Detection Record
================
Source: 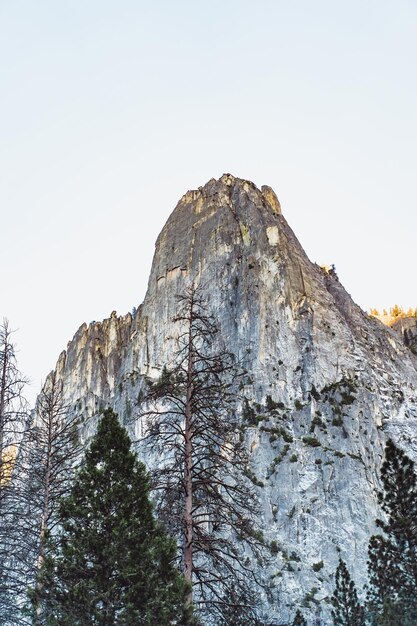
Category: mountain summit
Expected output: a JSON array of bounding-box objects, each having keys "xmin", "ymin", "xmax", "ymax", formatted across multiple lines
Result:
[{"xmin": 49, "ymin": 175, "xmax": 417, "ymax": 623}]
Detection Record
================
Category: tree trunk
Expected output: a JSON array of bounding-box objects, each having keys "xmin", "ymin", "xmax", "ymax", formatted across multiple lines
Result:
[
  {"xmin": 0, "ymin": 336, "xmax": 9, "ymax": 461},
  {"xmin": 33, "ymin": 386, "xmax": 54, "ymax": 625},
  {"xmin": 183, "ymin": 295, "xmax": 195, "ymax": 606}
]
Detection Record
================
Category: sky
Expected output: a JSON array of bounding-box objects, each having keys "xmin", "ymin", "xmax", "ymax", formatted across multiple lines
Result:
[{"xmin": 1, "ymin": 0, "xmax": 416, "ymax": 405}]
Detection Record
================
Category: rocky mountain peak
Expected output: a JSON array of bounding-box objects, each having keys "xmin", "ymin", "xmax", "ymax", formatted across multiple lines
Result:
[{"xmin": 45, "ymin": 175, "xmax": 417, "ymax": 624}]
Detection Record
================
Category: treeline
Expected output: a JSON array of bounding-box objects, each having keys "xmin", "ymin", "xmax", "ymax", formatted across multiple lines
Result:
[{"xmin": 369, "ymin": 305, "xmax": 417, "ymax": 319}]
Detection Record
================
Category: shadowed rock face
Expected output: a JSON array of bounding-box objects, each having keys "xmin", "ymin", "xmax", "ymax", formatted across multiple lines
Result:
[
  {"xmin": 391, "ymin": 316, "xmax": 417, "ymax": 355},
  {"xmin": 46, "ymin": 174, "xmax": 417, "ymax": 623}
]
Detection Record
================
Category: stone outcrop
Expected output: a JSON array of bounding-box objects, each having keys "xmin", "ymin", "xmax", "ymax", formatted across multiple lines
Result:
[
  {"xmin": 46, "ymin": 174, "xmax": 417, "ymax": 624},
  {"xmin": 391, "ymin": 316, "xmax": 417, "ymax": 355}
]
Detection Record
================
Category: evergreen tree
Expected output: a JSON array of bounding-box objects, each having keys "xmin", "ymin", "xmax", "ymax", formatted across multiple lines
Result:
[
  {"xmin": 216, "ymin": 581, "xmax": 262, "ymax": 626},
  {"xmin": 367, "ymin": 439, "xmax": 417, "ymax": 624},
  {"xmin": 292, "ymin": 609, "xmax": 307, "ymax": 625},
  {"xmin": 31, "ymin": 409, "xmax": 195, "ymax": 625},
  {"xmin": 331, "ymin": 559, "xmax": 365, "ymax": 626}
]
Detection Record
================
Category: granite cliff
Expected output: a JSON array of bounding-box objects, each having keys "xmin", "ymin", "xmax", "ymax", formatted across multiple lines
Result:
[{"xmin": 47, "ymin": 174, "xmax": 417, "ymax": 624}]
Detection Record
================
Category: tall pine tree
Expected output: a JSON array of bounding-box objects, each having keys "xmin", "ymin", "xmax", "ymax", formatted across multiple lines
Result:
[
  {"xmin": 331, "ymin": 559, "xmax": 365, "ymax": 626},
  {"xmin": 31, "ymin": 409, "xmax": 195, "ymax": 625},
  {"xmin": 367, "ymin": 439, "xmax": 417, "ymax": 625}
]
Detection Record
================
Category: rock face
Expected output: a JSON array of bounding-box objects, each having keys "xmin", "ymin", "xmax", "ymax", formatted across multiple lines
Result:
[
  {"xmin": 391, "ymin": 316, "xmax": 417, "ymax": 355},
  {"xmin": 48, "ymin": 174, "xmax": 417, "ymax": 624}
]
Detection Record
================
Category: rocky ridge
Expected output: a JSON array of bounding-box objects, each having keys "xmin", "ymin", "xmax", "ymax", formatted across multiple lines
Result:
[{"xmin": 46, "ymin": 174, "xmax": 417, "ymax": 624}]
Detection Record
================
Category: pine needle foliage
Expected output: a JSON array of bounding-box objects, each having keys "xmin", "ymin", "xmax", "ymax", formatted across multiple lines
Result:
[
  {"xmin": 31, "ymin": 409, "xmax": 195, "ymax": 625},
  {"xmin": 216, "ymin": 581, "xmax": 263, "ymax": 626},
  {"xmin": 367, "ymin": 439, "xmax": 417, "ymax": 624},
  {"xmin": 331, "ymin": 559, "xmax": 365, "ymax": 625},
  {"xmin": 292, "ymin": 608, "xmax": 307, "ymax": 625}
]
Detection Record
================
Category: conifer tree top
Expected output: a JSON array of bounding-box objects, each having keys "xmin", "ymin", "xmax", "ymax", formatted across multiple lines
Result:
[{"xmin": 32, "ymin": 408, "xmax": 196, "ymax": 625}]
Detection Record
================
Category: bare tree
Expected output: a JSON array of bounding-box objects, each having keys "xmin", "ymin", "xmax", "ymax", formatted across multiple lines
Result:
[
  {"xmin": 0, "ymin": 319, "xmax": 28, "ymax": 491},
  {"xmin": 0, "ymin": 368, "xmax": 82, "ymax": 624},
  {"xmin": 140, "ymin": 286, "xmax": 265, "ymax": 624},
  {"xmin": 0, "ymin": 319, "xmax": 30, "ymax": 623},
  {"xmin": 23, "ymin": 371, "xmax": 82, "ymax": 622}
]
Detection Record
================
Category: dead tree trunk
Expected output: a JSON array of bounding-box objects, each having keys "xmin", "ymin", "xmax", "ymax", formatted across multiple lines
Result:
[{"xmin": 140, "ymin": 284, "xmax": 265, "ymax": 622}]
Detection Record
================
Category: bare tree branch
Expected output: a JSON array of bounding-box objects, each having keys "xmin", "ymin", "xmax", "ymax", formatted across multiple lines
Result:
[{"xmin": 137, "ymin": 285, "xmax": 267, "ymax": 623}]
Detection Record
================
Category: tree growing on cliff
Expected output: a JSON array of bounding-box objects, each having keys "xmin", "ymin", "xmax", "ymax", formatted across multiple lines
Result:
[
  {"xmin": 31, "ymin": 409, "xmax": 195, "ymax": 625},
  {"xmin": 140, "ymin": 285, "xmax": 264, "ymax": 622},
  {"xmin": 291, "ymin": 609, "xmax": 307, "ymax": 626},
  {"xmin": 331, "ymin": 559, "xmax": 365, "ymax": 626},
  {"xmin": 367, "ymin": 439, "xmax": 417, "ymax": 625}
]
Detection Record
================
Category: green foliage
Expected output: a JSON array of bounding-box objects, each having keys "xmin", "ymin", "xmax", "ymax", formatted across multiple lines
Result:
[
  {"xmin": 281, "ymin": 429, "xmax": 294, "ymax": 443},
  {"xmin": 250, "ymin": 529, "xmax": 265, "ymax": 544},
  {"xmin": 267, "ymin": 444, "xmax": 291, "ymax": 475},
  {"xmin": 331, "ymin": 559, "xmax": 365, "ymax": 625},
  {"xmin": 242, "ymin": 398, "xmax": 259, "ymax": 425},
  {"xmin": 265, "ymin": 395, "xmax": 281, "ymax": 412},
  {"xmin": 150, "ymin": 364, "xmax": 174, "ymax": 393},
  {"xmin": 367, "ymin": 439, "xmax": 417, "ymax": 624},
  {"xmin": 244, "ymin": 466, "xmax": 264, "ymax": 487},
  {"xmin": 260, "ymin": 425, "xmax": 293, "ymax": 442},
  {"xmin": 321, "ymin": 376, "xmax": 357, "ymax": 398},
  {"xmin": 292, "ymin": 609, "xmax": 307, "ymax": 626},
  {"xmin": 302, "ymin": 436, "xmax": 321, "ymax": 447},
  {"xmin": 217, "ymin": 582, "xmax": 264, "ymax": 626},
  {"xmin": 341, "ymin": 393, "xmax": 355, "ymax": 406},
  {"xmin": 312, "ymin": 560, "xmax": 324, "ymax": 572},
  {"xmin": 31, "ymin": 409, "xmax": 195, "ymax": 625},
  {"xmin": 124, "ymin": 396, "xmax": 132, "ymax": 421},
  {"xmin": 310, "ymin": 385, "xmax": 321, "ymax": 401},
  {"xmin": 310, "ymin": 414, "xmax": 326, "ymax": 432},
  {"xmin": 303, "ymin": 587, "xmax": 319, "ymax": 607}
]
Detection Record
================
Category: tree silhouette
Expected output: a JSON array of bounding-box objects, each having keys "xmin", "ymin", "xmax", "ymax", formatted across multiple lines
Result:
[
  {"xmin": 292, "ymin": 608, "xmax": 307, "ymax": 625},
  {"xmin": 331, "ymin": 559, "xmax": 365, "ymax": 625},
  {"xmin": 32, "ymin": 409, "xmax": 195, "ymax": 625},
  {"xmin": 0, "ymin": 319, "xmax": 29, "ymax": 624},
  {"xmin": 22, "ymin": 372, "xmax": 82, "ymax": 623},
  {"xmin": 367, "ymin": 439, "xmax": 417, "ymax": 624},
  {"xmin": 141, "ymin": 285, "xmax": 264, "ymax": 622}
]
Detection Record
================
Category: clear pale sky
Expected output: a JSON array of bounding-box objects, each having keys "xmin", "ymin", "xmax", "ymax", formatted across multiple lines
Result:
[{"xmin": 1, "ymin": 1, "xmax": 416, "ymax": 404}]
